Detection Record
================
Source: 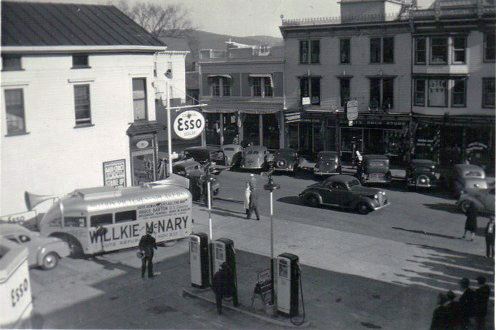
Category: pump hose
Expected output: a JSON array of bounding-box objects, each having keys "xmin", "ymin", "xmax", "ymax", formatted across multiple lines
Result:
[{"xmin": 290, "ymin": 266, "xmax": 306, "ymax": 326}]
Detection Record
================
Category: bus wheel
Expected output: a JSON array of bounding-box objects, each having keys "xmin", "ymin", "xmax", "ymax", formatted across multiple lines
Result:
[
  {"xmin": 57, "ymin": 235, "xmax": 83, "ymax": 258},
  {"xmin": 42, "ymin": 252, "xmax": 59, "ymax": 270}
]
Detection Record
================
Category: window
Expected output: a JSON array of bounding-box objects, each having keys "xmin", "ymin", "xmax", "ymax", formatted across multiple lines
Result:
[
  {"xmin": 211, "ymin": 77, "xmax": 231, "ymax": 97},
  {"xmin": 340, "ymin": 39, "xmax": 351, "ymax": 64},
  {"xmin": 340, "ymin": 78, "xmax": 350, "ymax": 106},
  {"xmin": 369, "ymin": 78, "xmax": 394, "ymax": 110},
  {"xmin": 74, "ymin": 85, "xmax": 91, "ymax": 125},
  {"xmin": 115, "ymin": 210, "xmax": 137, "ymax": 223},
  {"xmin": 2, "ymin": 55, "xmax": 22, "ymax": 71},
  {"xmin": 5, "ymin": 89, "xmax": 26, "ymax": 135},
  {"xmin": 72, "ymin": 55, "xmax": 89, "ymax": 68},
  {"xmin": 370, "ymin": 37, "xmax": 394, "ymax": 64},
  {"xmin": 415, "ymin": 38, "xmax": 426, "ymax": 64},
  {"xmin": 414, "ymin": 80, "xmax": 426, "ymax": 106},
  {"xmin": 252, "ymin": 77, "xmax": 273, "ymax": 98},
  {"xmin": 451, "ymin": 79, "xmax": 466, "ymax": 107},
  {"xmin": 484, "ymin": 33, "xmax": 495, "ymax": 62},
  {"xmin": 132, "ymin": 78, "xmax": 147, "ymax": 120},
  {"xmin": 300, "ymin": 40, "xmax": 320, "ymax": 64},
  {"xmin": 428, "ymin": 79, "xmax": 448, "ymax": 106},
  {"xmin": 64, "ymin": 216, "xmax": 86, "ymax": 227},
  {"xmin": 452, "ymin": 37, "xmax": 466, "ymax": 64},
  {"xmin": 370, "ymin": 38, "xmax": 381, "ymax": 63},
  {"xmin": 431, "ymin": 37, "xmax": 448, "ymax": 64},
  {"xmin": 264, "ymin": 78, "xmax": 273, "ymax": 97},
  {"xmin": 300, "ymin": 77, "xmax": 320, "ymax": 105},
  {"xmin": 90, "ymin": 213, "xmax": 113, "ymax": 227},
  {"xmin": 482, "ymin": 78, "xmax": 495, "ymax": 108}
]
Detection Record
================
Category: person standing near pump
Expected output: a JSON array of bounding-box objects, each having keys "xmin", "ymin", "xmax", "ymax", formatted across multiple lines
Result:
[
  {"xmin": 139, "ymin": 228, "xmax": 157, "ymax": 279},
  {"xmin": 244, "ymin": 181, "xmax": 251, "ymax": 216},
  {"xmin": 212, "ymin": 262, "xmax": 234, "ymax": 315},
  {"xmin": 461, "ymin": 203, "xmax": 478, "ymax": 241},
  {"xmin": 484, "ymin": 216, "xmax": 494, "ymax": 258}
]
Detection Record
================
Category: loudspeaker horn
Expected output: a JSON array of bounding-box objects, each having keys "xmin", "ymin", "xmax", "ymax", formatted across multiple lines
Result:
[{"xmin": 24, "ymin": 191, "xmax": 59, "ymax": 211}]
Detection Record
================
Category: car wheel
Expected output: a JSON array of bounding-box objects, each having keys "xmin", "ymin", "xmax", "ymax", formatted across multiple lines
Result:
[
  {"xmin": 356, "ymin": 202, "xmax": 370, "ymax": 215},
  {"xmin": 307, "ymin": 195, "xmax": 320, "ymax": 208},
  {"xmin": 41, "ymin": 252, "xmax": 59, "ymax": 270},
  {"xmin": 57, "ymin": 235, "xmax": 83, "ymax": 258},
  {"xmin": 460, "ymin": 200, "xmax": 472, "ymax": 214}
]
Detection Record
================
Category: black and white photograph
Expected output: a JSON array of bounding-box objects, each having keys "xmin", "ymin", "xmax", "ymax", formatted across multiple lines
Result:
[{"xmin": 0, "ymin": 0, "xmax": 495, "ymax": 329}]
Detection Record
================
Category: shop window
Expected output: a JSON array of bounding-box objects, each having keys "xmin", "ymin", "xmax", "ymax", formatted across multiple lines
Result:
[
  {"xmin": 484, "ymin": 33, "xmax": 495, "ymax": 62},
  {"xmin": 90, "ymin": 213, "xmax": 113, "ymax": 227},
  {"xmin": 415, "ymin": 38, "xmax": 426, "ymax": 64},
  {"xmin": 452, "ymin": 37, "xmax": 466, "ymax": 64},
  {"xmin": 370, "ymin": 38, "xmax": 381, "ymax": 63},
  {"xmin": 132, "ymin": 78, "xmax": 147, "ymax": 121},
  {"xmin": 482, "ymin": 78, "xmax": 495, "ymax": 108},
  {"xmin": 262, "ymin": 114, "xmax": 279, "ymax": 149},
  {"xmin": 5, "ymin": 89, "xmax": 26, "ymax": 135},
  {"xmin": 369, "ymin": 78, "xmax": 394, "ymax": 110},
  {"xmin": 74, "ymin": 84, "xmax": 92, "ymax": 126},
  {"xmin": 2, "ymin": 54, "xmax": 22, "ymax": 71},
  {"xmin": 340, "ymin": 78, "xmax": 350, "ymax": 106},
  {"xmin": 211, "ymin": 77, "xmax": 231, "ymax": 97},
  {"xmin": 340, "ymin": 39, "xmax": 350, "ymax": 64},
  {"xmin": 299, "ymin": 40, "xmax": 320, "ymax": 64},
  {"xmin": 72, "ymin": 55, "xmax": 89, "ymax": 68},
  {"xmin": 64, "ymin": 216, "xmax": 86, "ymax": 227},
  {"xmin": 428, "ymin": 79, "xmax": 448, "ymax": 106},
  {"xmin": 206, "ymin": 113, "xmax": 221, "ymax": 145},
  {"xmin": 115, "ymin": 210, "xmax": 137, "ymax": 223},
  {"xmin": 300, "ymin": 77, "xmax": 320, "ymax": 105},
  {"xmin": 451, "ymin": 79, "xmax": 466, "ymax": 107},
  {"xmin": 370, "ymin": 37, "xmax": 394, "ymax": 64},
  {"xmin": 414, "ymin": 79, "xmax": 426, "ymax": 106},
  {"xmin": 430, "ymin": 37, "xmax": 448, "ymax": 64}
]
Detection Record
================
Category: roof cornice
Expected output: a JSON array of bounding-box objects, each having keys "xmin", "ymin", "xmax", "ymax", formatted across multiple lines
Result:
[{"xmin": 1, "ymin": 45, "xmax": 167, "ymax": 54}]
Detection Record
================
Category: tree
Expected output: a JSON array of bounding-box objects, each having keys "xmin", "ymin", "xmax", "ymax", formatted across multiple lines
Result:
[{"xmin": 113, "ymin": 1, "xmax": 194, "ymax": 38}]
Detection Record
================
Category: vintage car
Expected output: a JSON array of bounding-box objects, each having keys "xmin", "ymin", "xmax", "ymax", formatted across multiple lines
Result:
[
  {"xmin": 444, "ymin": 164, "xmax": 488, "ymax": 198},
  {"xmin": 1, "ymin": 224, "xmax": 70, "ymax": 270},
  {"xmin": 221, "ymin": 144, "xmax": 243, "ymax": 167},
  {"xmin": 183, "ymin": 146, "xmax": 226, "ymax": 166},
  {"xmin": 172, "ymin": 160, "xmax": 220, "ymax": 199},
  {"xmin": 314, "ymin": 151, "xmax": 341, "ymax": 176},
  {"xmin": 406, "ymin": 159, "xmax": 438, "ymax": 190},
  {"xmin": 298, "ymin": 175, "xmax": 389, "ymax": 214},
  {"xmin": 273, "ymin": 148, "xmax": 299, "ymax": 173},
  {"xmin": 356, "ymin": 154, "xmax": 392, "ymax": 185},
  {"xmin": 456, "ymin": 183, "xmax": 495, "ymax": 215},
  {"xmin": 241, "ymin": 146, "xmax": 271, "ymax": 170}
]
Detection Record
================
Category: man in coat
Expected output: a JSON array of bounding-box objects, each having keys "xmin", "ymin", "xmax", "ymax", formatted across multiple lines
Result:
[
  {"xmin": 212, "ymin": 262, "xmax": 234, "ymax": 314},
  {"xmin": 139, "ymin": 227, "xmax": 157, "ymax": 279},
  {"xmin": 474, "ymin": 276, "xmax": 490, "ymax": 330},
  {"xmin": 485, "ymin": 216, "xmax": 494, "ymax": 258},
  {"xmin": 247, "ymin": 184, "xmax": 260, "ymax": 220},
  {"xmin": 459, "ymin": 277, "xmax": 476, "ymax": 329},
  {"xmin": 430, "ymin": 293, "xmax": 449, "ymax": 330}
]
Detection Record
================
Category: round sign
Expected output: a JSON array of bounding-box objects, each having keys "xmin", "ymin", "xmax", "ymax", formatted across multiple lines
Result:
[
  {"xmin": 173, "ymin": 110, "xmax": 205, "ymax": 140},
  {"xmin": 136, "ymin": 140, "xmax": 149, "ymax": 149}
]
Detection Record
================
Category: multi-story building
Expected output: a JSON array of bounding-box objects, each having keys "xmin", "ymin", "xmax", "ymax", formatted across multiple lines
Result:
[
  {"xmin": 1, "ymin": 2, "xmax": 168, "ymax": 215},
  {"xmin": 198, "ymin": 41, "xmax": 285, "ymax": 149},
  {"xmin": 410, "ymin": 0, "xmax": 495, "ymax": 170}
]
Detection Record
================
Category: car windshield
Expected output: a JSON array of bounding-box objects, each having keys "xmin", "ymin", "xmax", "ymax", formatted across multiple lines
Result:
[
  {"xmin": 247, "ymin": 150, "xmax": 259, "ymax": 155},
  {"xmin": 348, "ymin": 179, "xmax": 361, "ymax": 187},
  {"xmin": 464, "ymin": 171, "xmax": 482, "ymax": 177},
  {"xmin": 319, "ymin": 153, "xmax": 336, "ymax": 160},
  {"xmin": 224, "ymin": 148, "xmax": 235, "ymax": 151}
]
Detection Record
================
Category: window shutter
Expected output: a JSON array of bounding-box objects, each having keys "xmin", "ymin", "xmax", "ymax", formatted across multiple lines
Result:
[
  {"xmin": 201, "ymin": 74, "xmax": 210, "ymax": 96},
  {"xmin": 231, "ymin": 73, "xmax": 241, "ymax": 96},
  {"xmin": 273, "ymin": 72, "xmax": 283, "ymax": 97},
  {"xmin": 241, "ymin": 73, "xmax": 251, "ymax": 96}
]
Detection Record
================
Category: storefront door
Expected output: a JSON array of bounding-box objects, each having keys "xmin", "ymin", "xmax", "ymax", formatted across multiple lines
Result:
[{"xmin": 130, "ymin": 135, "xmax": 157, "ymax": 186}]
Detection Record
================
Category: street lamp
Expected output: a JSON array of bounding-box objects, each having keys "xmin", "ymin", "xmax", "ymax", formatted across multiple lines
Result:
[{"xmin": 263, "ymin": 162, "xmax": 280, "ymax": 304}]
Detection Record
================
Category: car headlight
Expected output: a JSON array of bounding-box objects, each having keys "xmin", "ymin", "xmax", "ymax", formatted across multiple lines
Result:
[
  {"xmin": 373, "ymin": 194, "xmax": 378, "ymax": 199},
  {"xmin": 381, "ymin": 191, "xmax": 386, "ymax": 195}
]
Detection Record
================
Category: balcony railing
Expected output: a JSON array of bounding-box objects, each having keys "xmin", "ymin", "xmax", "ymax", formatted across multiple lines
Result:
[{"xmin": 281, "ymin": 12, "xmax": 406, "ymax": 27}]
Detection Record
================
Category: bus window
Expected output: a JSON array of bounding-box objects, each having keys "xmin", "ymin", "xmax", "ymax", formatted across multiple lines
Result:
[
  {"xmin": 115, "ymin": 210, "xmax": 137, "ymax": 223},
  {"xmin": 64, "ymin": 216, "xmax": 86, "ymax": 228},
  {"xmin": 90, "ymin": 213, "xmax": 113, "ymax": 227}
]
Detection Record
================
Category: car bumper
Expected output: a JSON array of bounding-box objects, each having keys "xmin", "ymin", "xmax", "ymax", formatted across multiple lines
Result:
[
  {"xmin": 407, "ymin": 181, "xmax": 437, "ymax": 188},
  {"xmin": 372, "ymin": 201, "xmax": 390, "ymax": 211},
  {"xmin": 363, "ymin": 178, "xmax": 391, "ymax": 183},
  {"xmin": 241, "ymin": 164, "xmax": 263, "ymax": 169},
  {"xmin": 274, "ymin": 167, "xmax": 294, "ymax": 172},
  {"xmin": 314, "ymin": 171, "xmax": 340, "ymax": 176}
]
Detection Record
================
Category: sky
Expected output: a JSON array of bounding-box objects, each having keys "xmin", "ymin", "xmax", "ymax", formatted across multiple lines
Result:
[{"xmin": 10, "ymin": 0, "xmax": 435, "ymax": 38}]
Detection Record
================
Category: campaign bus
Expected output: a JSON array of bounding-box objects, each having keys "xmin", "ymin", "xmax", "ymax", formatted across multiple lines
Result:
[{"xmin": 36, "ymin": 175, "xmax": 192, "ymax": 255}]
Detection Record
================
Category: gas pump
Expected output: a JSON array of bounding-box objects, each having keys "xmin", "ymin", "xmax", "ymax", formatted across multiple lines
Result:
[
  {"xmin": 276, "ymin": 253, "xmax": 302, "ymax": 320},
  {"xmin": 189, "ymin": 232, "xmax": 209, "ymax": 288},
  {"xmin": 212, "ymin": 238, "xmax": 238, "ymax": 306}
]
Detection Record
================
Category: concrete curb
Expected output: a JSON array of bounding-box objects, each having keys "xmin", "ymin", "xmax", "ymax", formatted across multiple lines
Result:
[{"xmin": 182, "ymin": 288, "xmax": 311, "ymax": 328}]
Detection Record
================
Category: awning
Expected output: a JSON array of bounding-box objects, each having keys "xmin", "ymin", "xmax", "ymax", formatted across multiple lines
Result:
[
  {"xmin": 249, "ymin": 73, "xmax": 273, "ymax": 87},
  {"xmin": 202, "ymin": 108, "xmax": 238, "ymax": 113},
  {"xmin": 202, "ymin": 108, "xmax": 281, "ymax": 114},
  {"xmin": 208, "ymin": 74, "xmax": 232, "ymax": 79},
  {"xmin": 126, "ymin": 121, "xmax": 165, "ymax": 136}
]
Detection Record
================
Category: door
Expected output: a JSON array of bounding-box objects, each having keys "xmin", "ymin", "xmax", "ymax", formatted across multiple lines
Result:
[{"xmin": 131, "ymin": 149, "xmax": 156, "ymax": 186}]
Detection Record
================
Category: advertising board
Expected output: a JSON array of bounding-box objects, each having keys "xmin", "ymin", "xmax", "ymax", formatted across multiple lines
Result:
[
  {"xmin": 103, "ymin": 159, "xmax": 126, "ymax": 188},
  {"xmin": 173, "ymin": 110, "xmax": 205, "ymax": 140}
]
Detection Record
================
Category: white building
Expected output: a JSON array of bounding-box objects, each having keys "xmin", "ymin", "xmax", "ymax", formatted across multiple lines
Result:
[{"xmin": 1, "ymin": 1, "xmax": 169, "ymax": 215}]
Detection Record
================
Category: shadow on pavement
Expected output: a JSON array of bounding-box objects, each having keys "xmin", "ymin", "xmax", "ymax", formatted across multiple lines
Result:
[
  {"xmin": 276, "ymin": 196, "xmax": 303, "ymax": 206},
  {"xmin": 392, "ymin": 227, "xmax": 460, "ymax": 240},
  {"xmin": 423, "ymin": 202, "xmax": 461, "ymax": 214}
]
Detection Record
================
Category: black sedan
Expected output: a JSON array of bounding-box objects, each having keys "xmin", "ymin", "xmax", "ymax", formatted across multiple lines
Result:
[
  {"xmin": 173, "ymin": 160, "xmax": 220, "ymax": 200},
  {"xmin": 406, "ymin": 159, "xmax": 438, "ymax": 190},
  {"xmin": 313, "ymin": 151, "xmax": 341, "ymax": 176},
  {"xmin": 299, "ymin": 175, "xmax": 389, "ymax": 214},
  {"xmin": 273, "ymin": 148, "xmax": 299, "ymax": 173}
]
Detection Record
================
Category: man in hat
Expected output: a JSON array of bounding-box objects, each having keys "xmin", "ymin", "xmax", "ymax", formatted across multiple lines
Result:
[
  {"xmin": 485, "ymin": 216, "xmax": 494, "ymax": 258},
  {"xmin": 459, "ymin": 277, "xmax": 476, "ymax": 329},
  {"xmin": 474, "ymin": 276, "xmax": 490, "ymax": 330},
  {"xmin": 212, "ymin": 262, "xmax": 234, "ymax": 314},
  {"xmin": 139, "ymin": 227, "xmax": 157, "ymax": 279},
  {"xmin": 430, "ymin": 293, "xmax": 449, "ymax": 330}
]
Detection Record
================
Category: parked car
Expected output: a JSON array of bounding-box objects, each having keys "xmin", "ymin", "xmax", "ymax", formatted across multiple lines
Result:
[
  {"xmin": 183, "ymin": 146, "xmax": 226, "ymax": 166},
  {"xmin": 241, "ymin": 146, "xmax": 271, "ymax": 170},
  {"xmin": 406, "ymin": 159, "xmax": 438, "ymax": 190},
  {"xmin": 456, "ymin": 183, "xmax": 495, "ymax": 214},
  {"xmin": 172, "ymin": 160, "xmax": 220, "ymax": 199},
  {"xmin": 221, "ymin": 144, "xmax": 243, "ymax": 167},
  {"xmin": 1, "ymin": 224, "xmax": 70, "ymax": 270},
  {"xmin": 298, "ymin": 175, "xmax": 389, "ymax": 214},
  {"xmin": 314, "ymin": 151, "xmax": 341, "ymax": 176},
  {"xmin": 273, "ymin": 148, "xmax": 299, "ymax": 173},
  {"xmin": 443, "ymin": 164, "xmax": 488, "ymax": 198},
  {"xmin": 356, "ymin": 154, "xmax": 392, "ymax": 185}
]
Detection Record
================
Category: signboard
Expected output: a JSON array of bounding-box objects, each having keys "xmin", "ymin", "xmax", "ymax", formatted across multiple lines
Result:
[
  {"xmin": 173, "ymin": 110, "xmax": 205, "ymax": 140},
  {"xmin": 302, "ymin": 97, "xmax": 311, "ymax": 105},
  {"xmin": 284, "ymin": 112, "xmax": 302, "ymax": 124},
  {"xmin": 103, "ymin": 159, "xmax": 126, "ymax": 188},
  {"xmin": 346, "ymin": 100, "xmax": 358, "ymax": 121},
  {"xmin": 0, "ymin": 211, "xmax": 37, "ymax": 225}
]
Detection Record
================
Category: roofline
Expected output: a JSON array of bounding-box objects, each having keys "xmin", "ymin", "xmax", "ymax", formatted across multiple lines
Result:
[
  {"xmin": 158, "ymin": 51, "xmax": 190, "ymax": 55},
  {"xmin": 1, "ymin": 45, "xmax": 168, "ymax": 54}
]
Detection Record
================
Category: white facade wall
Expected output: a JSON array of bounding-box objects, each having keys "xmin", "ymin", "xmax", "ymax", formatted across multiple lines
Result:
[{"xmin": 1, "ymin": 53, "xmax": 157, "ymax": 215}]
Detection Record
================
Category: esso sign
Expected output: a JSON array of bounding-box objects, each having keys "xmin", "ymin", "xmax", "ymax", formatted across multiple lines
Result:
[{"xmin": 173, "ymin": 110, "xmax": 205, "ymax": 140}]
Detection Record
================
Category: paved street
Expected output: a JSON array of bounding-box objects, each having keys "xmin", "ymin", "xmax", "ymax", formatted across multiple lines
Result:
[{"xmin": 21, "ymin": 168, "xmax": 494, "ymax": 329}]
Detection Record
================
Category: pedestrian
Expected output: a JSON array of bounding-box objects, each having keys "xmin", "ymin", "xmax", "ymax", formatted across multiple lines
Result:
[
  {"xmin": 459, "ymin": 277, "xmax": 476, "ymax": 329},
  {"xmin": 212, "ymin": 262, "xmax": 234, "ymax": 315},
  {"xmin": 484, "ymin": 216, "xmax": 494, "ymax": 258},
  {"xmin": 248, "ymin": 173, "xmax": 257, "ymax": 190},
  {"xmin": 474, "ymin": 276, "xmax": 490, "ymax": 330},
  {"xmin": 247, "ymin": 184, "xmax": 260, "ymax": 220},
  {"xmin": 446, "ymin": 290, "xmax": 462, "ymax": 329},
  {"xmin": 462, "ymin": 203, "xmax": 478, "ymax": 241},
  {"xmin": 244, "ymin": 181, "xmax": 251, "ymax": 216},
  {"xmin": 430, "ymin": 293, "xmax": 450, "ymax": 330},
  {"xmin": 138, "ymin": 227, "xmax": 157, "ymax": 279}
]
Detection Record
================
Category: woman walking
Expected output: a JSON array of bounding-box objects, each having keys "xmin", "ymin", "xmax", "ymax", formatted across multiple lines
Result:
[
  {"xmin": 462, "ymin": 203, "xmax": 478, "ymax": 241},
  {"xmin": 244, "ymin": 181, "xmax": 251, "ymax": 216}
]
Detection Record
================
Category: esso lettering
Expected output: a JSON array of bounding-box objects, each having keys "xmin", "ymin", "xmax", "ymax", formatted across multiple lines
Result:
[{"xmin": 10, "ymin": 278, "xmax": 29, "ymax": 308}]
